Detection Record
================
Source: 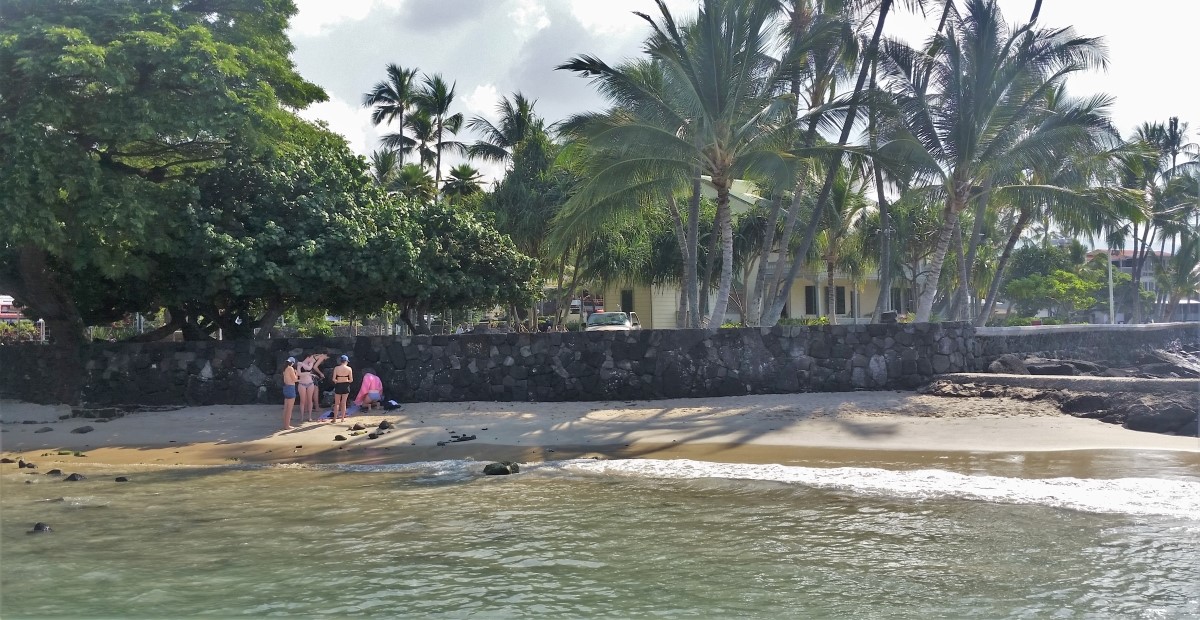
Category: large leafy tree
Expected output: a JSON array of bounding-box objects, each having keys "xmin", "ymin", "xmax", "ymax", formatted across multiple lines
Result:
[{"xmin": 0, "ymin": 0, "xmax": 325, "ymax": 350}]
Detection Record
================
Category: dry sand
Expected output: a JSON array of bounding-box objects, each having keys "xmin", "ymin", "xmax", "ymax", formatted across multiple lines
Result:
[{"xmin": 2, "ymin": 392, "xmax": 1197, "ymax": 469}]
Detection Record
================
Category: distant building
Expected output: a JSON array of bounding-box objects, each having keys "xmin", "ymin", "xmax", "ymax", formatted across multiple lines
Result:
[{"xmin": 0, "ymin": 295, "xmax": 24, "ymax": 323}]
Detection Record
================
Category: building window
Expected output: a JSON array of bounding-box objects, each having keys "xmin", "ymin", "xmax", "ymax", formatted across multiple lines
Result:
[
  {"xmin": 824, "ymin": 286, "xmax": 847, "ymax": 314},
  {"xmin": 804, "ymin": 286, "xmax": 818, "ymax": 315},
  {"xmin": 620, "ymin": 289, "xmax": 634, "ymax": 313}
]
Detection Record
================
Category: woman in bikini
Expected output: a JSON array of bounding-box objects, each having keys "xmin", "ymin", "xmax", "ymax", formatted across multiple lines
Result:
[
  {"xmin": 296, "ymin": 354, "xmax": 326, "ymax": 423},
  {"xmin": 331, "ymin": 355, "xmax": 354, "ymax": 423},
  {"xmin": 281, "ymin": 357, "xmax": 299, "ymax": 430}
]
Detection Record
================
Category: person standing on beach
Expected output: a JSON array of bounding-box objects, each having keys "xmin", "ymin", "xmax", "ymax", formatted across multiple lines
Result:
[
  {"xmin": 296, "ymin": 354, "xmax": 326, "ymax": 423},
  {"xmin": 331, "ymin": 355, "xmax": 353, "ymax": 423},
  {"xmin": 281, "ymin": 357, "xmax": 299, "ymax": 430}
]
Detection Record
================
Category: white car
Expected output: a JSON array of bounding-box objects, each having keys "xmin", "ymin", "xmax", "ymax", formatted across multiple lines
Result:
[{"xmin": 585, "ymin": 311, "xmax": 641, "ymax": 331}]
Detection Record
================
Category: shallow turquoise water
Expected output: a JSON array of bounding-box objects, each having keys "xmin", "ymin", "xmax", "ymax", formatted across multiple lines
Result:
[{"xmin": 2, "ymin": 456, "xmax": 1199, "ymax": 618}]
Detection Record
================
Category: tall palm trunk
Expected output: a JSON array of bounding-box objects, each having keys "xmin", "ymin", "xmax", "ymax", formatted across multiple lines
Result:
[
  {"xmin": 745, "ymin": 194, "xmax": 784, "ymax": 326},
  {"xmin": 825, "ymin": 258, "xmax": 837, "ymax": 325},
  {"xmin": 916, "ymin": 196, "xmax": 962, "ymax": 322},
  {"xmin": 764, "ymin": 0, "xmax": 893, "ymax": 326},
  {"xmin": 976, "ymin": 208, "xmax": 1031, "ymax": 326},
  {"xmin": 686, "ymin": 176, "xmax": 703, "ymax": 328},
  {"xmin": 955, "ymin": 183, "xmax": 990, "ymax": 321},
  {"xmin": 665, "ymin": 192, "xmax": 694, "ymax": 328},
  {"xmin": 708, "ymin": 181, "xmax": 735, "ymax": 328}
]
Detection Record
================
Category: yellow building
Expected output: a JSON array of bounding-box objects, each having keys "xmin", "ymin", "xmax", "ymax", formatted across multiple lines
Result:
[{"xmin": 597, "ymin": 178, "xmax": 890, "ymax": 328}]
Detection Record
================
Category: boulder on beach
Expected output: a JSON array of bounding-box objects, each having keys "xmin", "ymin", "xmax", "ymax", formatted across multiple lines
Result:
[
  {"xmin": 483, "ymin": 462, "xmax": 521, "ymax": 476},
  {"xmin": 377, "ymin": 420, "xmax": 393, "ymax": 430},
  {"xmin": 1, "ymin": 457, "xmax": 15, "ymax": 464},
  {"xmin": 45, "ymin": 469, "xmax": 63, "ymax": 476},
  {"xmin": 63, "ymin": 473, "xmax": 86, "ymax": 481},
  {"xmin": 988, "ymin": 354, "xmax": 1029, "ymax": 375},
  {"xmin": 35, "ymin": 427, "xmax": 53, "ymax": 434},
  {"xmin": 333, "ymin": 435, "xmax": 348, "ymax": 441},
  {"xmin": 115, "ymin": 476, "xmax": 130, "ymax": 482},
  {"xmin": 71, "ymin": 426, "xmax": 95, "ymax": 434},
  {"xmin": 350, "ymin": 422, "xmax": 367, "ymax": 431}
]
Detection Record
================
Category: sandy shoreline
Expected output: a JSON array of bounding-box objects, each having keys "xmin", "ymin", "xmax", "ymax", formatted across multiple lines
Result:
[{"xmin": 3, "ymin": 392, "xmax": 1197, "ymax": 470}]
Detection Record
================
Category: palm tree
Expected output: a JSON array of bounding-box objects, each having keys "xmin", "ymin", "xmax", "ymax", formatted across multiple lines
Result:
[
  {"xmin": 362, "ymin": 64, "xmax": 420, "ymax": 165},
  {"xmin": 442, "ymin": 163, "xmax": 484, "ymax": 202},
  {"xmin": 466, "ymin": 92, "xmax": 544, "ymax": 165},
  {"xmin": 414, "ymin": 73, "xmax": 466, "ymax": 188},
  {"xmin": 391, "ymin": 164, "xmax": 437, "ymax": 202},
  {"xmin": 877, "ymin": 0, "xmax": 1109, "ymax": 322},
  {"xmin": 559, "ymin": 0, "xmax": 793, "ymax": 328},
  {"xmin": 368, "ymin": 149, "xmax": 400, "ymax": 188}
]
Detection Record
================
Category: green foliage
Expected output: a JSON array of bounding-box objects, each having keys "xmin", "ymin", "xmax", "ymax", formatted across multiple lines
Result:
[
  {"xmin": 0, "ymin": 0, "xmax": 325, "ymax": 342},
  {"xmin": 0, "ymin": 320, "xmax": 40, "ymax": 343},
  {"xmin": 778, "ymin": 317, "xmax": 830, "ymax": 326},
  {"xmin": 296, "ymin": 318, "xmax": 334, "ymax": 338},
  {"xmin": 1004, "ymin": 269, "xmax": 1102, "ymax": 319}
]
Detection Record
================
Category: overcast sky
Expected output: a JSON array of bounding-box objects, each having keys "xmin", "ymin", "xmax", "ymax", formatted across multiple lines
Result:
[{"xmin": 290, "ymin": 0, "xmax": 1199, "ymax": 183}]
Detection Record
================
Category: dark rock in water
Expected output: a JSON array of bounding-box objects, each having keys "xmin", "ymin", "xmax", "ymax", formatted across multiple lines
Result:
[
  {"xmin": 27, "ymin": 522, "xmax": 52, "ymax": 534},
  {"xmin": 35, "ymin": 427, "xmax": 53, "ymax": 434},
  {"xmin": 350, "ymin": 422, "xmax": 367, "ymax": 431},
  {"xmin": 45, "ymin": 469, "xmax": 63, "ymax": 476},
  {"xmin": 483, "ymin": 462, "xmax": 520, "ymax": 475},
  {"xmin": 63, "ymin": 473, "xmax": 86, "ymax": 481},
  {"xmin": 377, "ymin": 420, "xmax": 393, "ymax": 430},
  {"xmin": 115, "ymin": 476, "xmax": 129, "ymax": 482},
  {"xmin": 0, "ymin": 457, "xmax": 15, "ymax": 463},
  {"xmin": 71, "ymin": 426, "xmax": 95, "ymax": 434},
  {"xmin": 1124, "ymin": 404, "xmax": 1198, "ymax": 435},
  {"xmin": 333, "ymin": 435, "xmax": 348, "ymax": 441},
  {"xmin": 988, "ymin": 354, "xmax": 1029, "ymax": 375}
]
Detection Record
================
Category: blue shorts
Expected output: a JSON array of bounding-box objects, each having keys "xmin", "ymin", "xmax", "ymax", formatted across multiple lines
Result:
[
  {"xmin": 367, "ymin": 391, "xmax": 381, "ymax": 401},
  {"xmin": 283, "ymin": 384, "xmax": 297, "ymax": 399}
]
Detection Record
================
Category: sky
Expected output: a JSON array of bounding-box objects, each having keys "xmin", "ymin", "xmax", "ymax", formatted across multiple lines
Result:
[{"xmin": 289, "ymin": 0, "xmax": 1200, "ymax": 184}]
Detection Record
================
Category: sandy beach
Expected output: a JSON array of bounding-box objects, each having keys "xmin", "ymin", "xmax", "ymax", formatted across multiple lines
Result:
[{"xmin": 2, "ymin": 392, "xmax": 1197, "ymax": 468}]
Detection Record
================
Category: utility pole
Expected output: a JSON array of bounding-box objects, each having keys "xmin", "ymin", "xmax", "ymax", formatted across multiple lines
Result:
[{"xmin": 1107, "ymin": 249, "xmax": 1115, "ymax": 324}]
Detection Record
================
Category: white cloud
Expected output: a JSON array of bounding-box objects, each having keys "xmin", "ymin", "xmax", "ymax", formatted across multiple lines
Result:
[
  {"xmin": 289, "ymin": 0, "xmax": 402, "ymax": 38},
  {"xmin": 462, "ymin": 84, "xmax": 501, "ymax": 123},
  {"xmin": 567, "ymin": 0, "xmax": 694, "ymax": 37},
  {"xmin": 511, "ymin": 0, "xmax": 551, "ymax": 34},
  {"xmin": 297, "ymin": 96, "xmax": 380, "ymax": 156}
]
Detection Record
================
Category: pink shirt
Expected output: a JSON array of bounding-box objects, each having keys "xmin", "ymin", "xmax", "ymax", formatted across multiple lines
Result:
[{"xmin": 354, "ymin": 373, "xmax": 383, "ymax": 405}]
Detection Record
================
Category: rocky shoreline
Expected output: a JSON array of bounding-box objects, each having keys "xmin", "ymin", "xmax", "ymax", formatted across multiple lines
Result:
[{"xmin": 923, "ymin": 343, "xmax": 1199, "ymax": 437}]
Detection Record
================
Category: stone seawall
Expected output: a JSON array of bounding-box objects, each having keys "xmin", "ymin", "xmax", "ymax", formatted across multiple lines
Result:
[
  {"xmin": 1, "ymin": 323, "xmax": 975, "ymax": 406},
  {"xmin": 975, "ymin": 323, "xmax": 1198, "ymax": 366}
]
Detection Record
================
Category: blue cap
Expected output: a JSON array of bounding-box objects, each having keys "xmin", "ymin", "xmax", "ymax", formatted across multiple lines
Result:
[
  {"xmin": 286, "ymin": 357, "xmax": 296, "ymax": 364},
  {"xmin": 339, "ymin": 355, "xmax": 349, "ymax": 362}
]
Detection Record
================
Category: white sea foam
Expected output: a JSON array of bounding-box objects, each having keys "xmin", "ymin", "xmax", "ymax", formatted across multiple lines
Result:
[{"xmin": 549, "ymin": 459, "xmax": 1200, "ymax": 519}]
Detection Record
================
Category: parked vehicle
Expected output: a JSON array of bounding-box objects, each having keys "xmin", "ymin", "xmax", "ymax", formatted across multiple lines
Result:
[
  {"xmin": 585, "ymin": 311, "xmax": 641, "ymax": 331},
  {"xmin": 569, "ymin": 297, "xmax": 605, "ymax": 315}
]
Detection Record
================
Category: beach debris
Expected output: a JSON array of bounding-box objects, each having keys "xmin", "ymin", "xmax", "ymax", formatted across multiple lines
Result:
[
  {"xmin": 333, "ymin": 435, "xmax": 348, "ymax": 441},
  {"xmin": 27, "ymin": 522, "xmax": 52, "ymax": 534},
  {"xmin": 350, "ymin": 422, "xmax": 367, "ymax": 431},
  {"xmin": 0, "ymin": 457, "xmax": 14, "ymax": 463},
  {"xmin": 483, "ymin": 462, "xmax": 520, "ymax": 476},
  {"xmin": 45, "ymin": 469, "xmax": 63, "ymax": 476},
  {"xmin": 63, "ymin": 473, "xmax": 86, "ymax": 481},
  {"xmin": 115, "ymin": 477, "xmax": 129, "ymax": 482},
  {"xmin": 295, "ymin": 445, "xmax": 303, "ymax": 449},
  {"xmin": 349, "ymin": 430, "xmax": 366, "ymax": 437},
  {"xmin": 35, "ymin": 427, "xmax": 52, "ymax": 434},
  {"xmin": 70, "ymin": 426, "xmax": 94, "ymax": 434}
]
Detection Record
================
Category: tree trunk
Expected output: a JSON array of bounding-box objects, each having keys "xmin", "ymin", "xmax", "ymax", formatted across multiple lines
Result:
[
  {"xmin": 825, "ymin": 259, "xmax": 837, "ymax": 325},
  {"xmin": 915, "ymin": 201, "xmax": 960, "ymax": 322},
  {"xmin": 686, "ymin": 177, "xmax": 702, "ymax": 327},
  {"xmin": 253, "ymin": 299, "xmax": 286, "ymax": 339},
  {"xmin": 708, "ymin": 181, "xmax": 734, "ymax": 328},
  {"xmin": 125, "ymin": 310, "xmax": 185, "ymax": 342},
  {"xmin": 745, "ymin": 194, "xmax": 784, "ymax": 326},
  {"xmin": 764, "ymin": 0, "xmax": 893, "ymax": 326},
  {"xmin": 868, "ymin": 62, "xmax": 892, "ymax": 323},
  {"xmin": 665, "ymin": 191, "xmax": 693, "ymax": 328},
  {"xmin": 975, "ymin": 208, "xmax": 1030, "ymax": 326},
  {"xmin": 948, "ymin": 224, "xmax": 967, "ymax": 321},
  {"xmin": 957, "ymin": 182, "xmax": 991, "ymax": 322},
  {"xmin": 15, "ymin": 245, "xmax": 85, "ymax": 404}
]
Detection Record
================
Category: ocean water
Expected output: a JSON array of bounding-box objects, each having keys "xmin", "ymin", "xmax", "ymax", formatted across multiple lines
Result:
[{"xmin": 2, "ymin": 453, "xmax": 1199, "ymax": 619}]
